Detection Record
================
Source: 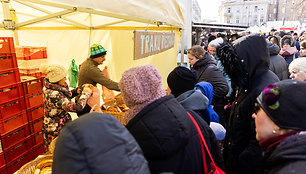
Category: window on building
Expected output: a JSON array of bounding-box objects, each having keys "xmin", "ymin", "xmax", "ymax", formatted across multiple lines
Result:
[
  {"xmin": 227, "ymin": 7, "xmax": 231, "ymax": 13},
  {"xmin": 237, "ymin": 9, "xmax": 240, "ymax": 13},
  {"xmin": 227, "ymin": 19, "xmax": 230, "ymax": 23},
  {"xmin": 236, "ymin": 18, "xmax": 239, "ymax": 23},
  {"xmin": 260, "ymin": 15, "xmax": 264, "ymax": 22},
  {"xmin": 274, "ymin": 8, "xmax": 277, "ymax": 13},
  {"xmin": 255, "ymin": 6, "xmax": 258, "ymax": 12}
]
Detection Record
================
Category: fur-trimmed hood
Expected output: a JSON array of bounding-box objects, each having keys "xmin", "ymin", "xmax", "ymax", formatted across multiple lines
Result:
[
  {"xmin": 280, "ymin": 35, "xmax": 294, "ymax": 47},
  {"xmin": 217, "ymin": 34, "xmax": 270, "ymax": 89}
]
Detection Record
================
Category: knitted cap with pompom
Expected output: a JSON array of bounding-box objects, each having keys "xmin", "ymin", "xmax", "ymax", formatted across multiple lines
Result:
[{"xmin": 40, "ymin": 63, "xmax": 67, "ymax": 83}]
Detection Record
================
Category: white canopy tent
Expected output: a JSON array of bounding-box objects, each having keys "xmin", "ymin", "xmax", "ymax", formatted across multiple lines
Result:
[{"xmin": 0, "ymin": 0, "xmax": 185, "ymax": 88}]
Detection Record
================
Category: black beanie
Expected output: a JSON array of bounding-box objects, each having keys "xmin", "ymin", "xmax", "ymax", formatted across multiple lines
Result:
[
  {"xmin": 257, "ymin": 80, "xmax": 306, "ymax": 130},
  {"xmin": 167, "ymin": 66, "xmax": 198, "ymax": 97}
]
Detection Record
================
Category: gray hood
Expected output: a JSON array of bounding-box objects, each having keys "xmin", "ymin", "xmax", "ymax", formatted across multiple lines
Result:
[{"xmin": 176, "ymin": 89, "xmax": 209, "ymax": 111}]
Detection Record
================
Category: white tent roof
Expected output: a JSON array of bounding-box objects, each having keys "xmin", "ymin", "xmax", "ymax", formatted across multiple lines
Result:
[
  {"xmin": 0, "ymin": 0, "xmax": 185, "ymax": 30},
  {"xmin": 0, "ymin": 0, "xmax": 185, "ymax": 89}
]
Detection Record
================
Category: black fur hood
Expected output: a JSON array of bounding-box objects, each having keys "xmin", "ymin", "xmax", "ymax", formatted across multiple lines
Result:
[{"xmin": 217, "ymin": 34, "xmax": 270, "ymax": 88}]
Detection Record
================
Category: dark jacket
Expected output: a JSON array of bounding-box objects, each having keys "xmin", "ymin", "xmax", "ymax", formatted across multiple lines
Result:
[
  {"xmin": 126, "ymin": 95, "xmax": 224, "ymax": 174},
  {"xmin": 220, "ymin": 34, "xmax": 280, "ymax": 174},
  {"xmin": 192, "ymin": 53, "xmax": 229, "ymax": 103},
  {"xmin": 263, "ymin": 131, "xmax": 306, "ymax": 174},
  {"xmin": 53, "ymin": 113, "xmax": 150, "ymax": 174},
  {"xmin": 268, "ymin": 43, "xmax": 288, "ymax": 80}
]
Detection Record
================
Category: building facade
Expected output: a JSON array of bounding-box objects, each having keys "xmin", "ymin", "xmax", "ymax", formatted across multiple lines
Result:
[
  {"xmin": 219, "ymin": 0, "xmax": 269, "ymax": 26},
  {"xmin": 192, "ymin": 0, "xmax": 202, "ymax": 22},
  {"xmin": 267, "ymin": 0, "xmax": 305, "ymax": 25}
]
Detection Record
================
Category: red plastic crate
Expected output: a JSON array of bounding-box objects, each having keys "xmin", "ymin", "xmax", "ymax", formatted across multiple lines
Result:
[
  {"xmin": 0, "ymin": 152, "xmax": 5, "ymax": 167},
  {"xmin": 0, "ymin": 68, "xmax": 21, "ymax": 87},
  {"xmin": 32, "ymin": 131, "xmax": 43, "ymax": 146},
  {"xmin": 6, "ymin": 149, "xmax": 34, "ymax": 174},
  {"xmin": 0, "ymin": 37, "xmax": 15, "ymax": 54},
  {"xmin": 4, "ymin": 136, "xmax": 34, "ymax": 163},
  {"xmin": 29, "ymin": 117, "xmax": 43, "ymax": 134},
  {"xmin": 0, "ymin": 97, "xmax": 26, "ymax": 120},
  {"xmin": 22, "ymin": 77, "xmax": 44, "ymax": 96},
  {"xmin": 0, "ymin": 111, "xmax": 28, "ymax": 135},
  {"xmin": 0, "ymin": 83, "xmax": 24, "ymax": 102},
  {"xmin": 0, "ymin": 53, "xmax": 17, "ymax": 70},
  {"xmin": 0, "ymin": 165, "xmax": 7, "ymax": 174},
  {"xmin": 16, "ymin": 46, "xmax": 47, "ymax": 60},
  {"xmin": 27, "ymin": 105, "xmax": 44, "ymax": 122},
  {"xmin": 33, "ymin": 143, "xmax": 44, "ymax": 158},
  {"xmin": 25, "ymin": 94, "xmax": 43, "ymax": 108},
  {"xmin": 0, "ymin": 124, "xmax": 30, "ymax": 150},
  {"xmin": 19, "ymin": 72, "xmax": 46, "ymax": 78}
]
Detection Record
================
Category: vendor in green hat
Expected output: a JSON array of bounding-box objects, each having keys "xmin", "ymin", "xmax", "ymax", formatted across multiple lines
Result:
[{"xmin": 77, "ymin": 44, "xmax": 120, "ymax": 116}]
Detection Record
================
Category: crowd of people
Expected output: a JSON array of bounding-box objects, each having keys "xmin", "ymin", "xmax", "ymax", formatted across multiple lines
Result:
[{"xmin": 39, "ymin": 29, "xmax": 306, "ymax": 174}]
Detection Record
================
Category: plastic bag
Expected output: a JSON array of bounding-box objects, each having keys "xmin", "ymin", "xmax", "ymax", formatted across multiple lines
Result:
[{"xmin": 68, "ymin": 59, "xmax": 79, "ymax": 88}]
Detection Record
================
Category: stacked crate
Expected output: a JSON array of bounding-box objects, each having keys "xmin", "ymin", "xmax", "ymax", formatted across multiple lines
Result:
[
  {"xmin": 16, "ymin": 46, "xmax": 47, "ymax": 78},
  {"xmin": 0, "ymin": 38, "xmax": 45, "ymax": 174}
]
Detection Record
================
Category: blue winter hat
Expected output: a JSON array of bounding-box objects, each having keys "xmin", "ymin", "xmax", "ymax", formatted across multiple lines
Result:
[{"xmin": 90, "ymin": 44, "xmax": 107, "ymax": 58}]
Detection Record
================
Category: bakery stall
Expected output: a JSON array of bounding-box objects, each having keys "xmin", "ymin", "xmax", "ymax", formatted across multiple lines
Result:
[{"xmin": 0, "ymin": 0, "xmax": 186, "ymax": 173}]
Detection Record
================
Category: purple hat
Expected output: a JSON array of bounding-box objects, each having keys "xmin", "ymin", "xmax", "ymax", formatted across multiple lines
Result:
[{"xmin": 119, "ymin": 65, "xmax": 166, "ymax": 122}]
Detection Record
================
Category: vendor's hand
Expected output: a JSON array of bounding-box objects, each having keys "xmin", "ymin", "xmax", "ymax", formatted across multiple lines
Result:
[
  {"xmin": 82, "ymin": 86, "xmax": 93, "ymax": 95},
  {"xmin": 90, "ymin": 104, "xmax": 102, "ymax": 113}
]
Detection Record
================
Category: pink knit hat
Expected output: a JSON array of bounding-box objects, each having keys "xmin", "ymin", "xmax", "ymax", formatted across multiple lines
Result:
[{"xmin": 119, "ymin": 65, "xmax": 166, "ymax": 123}]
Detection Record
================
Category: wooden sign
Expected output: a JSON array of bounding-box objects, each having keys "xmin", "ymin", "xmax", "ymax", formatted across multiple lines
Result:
[{"xmin": 134, "ymin": 30, "xmax": 175, "ymax": 60}]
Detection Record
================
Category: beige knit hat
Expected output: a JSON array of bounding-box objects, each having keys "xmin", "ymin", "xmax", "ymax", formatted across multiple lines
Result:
[
  {"xmin": 288, "ymin": 58, "xmax": 306, "ymax": 73},
  {"xmin": 40, "ymin": 64, "xmax": 67, "ymax": 83}
]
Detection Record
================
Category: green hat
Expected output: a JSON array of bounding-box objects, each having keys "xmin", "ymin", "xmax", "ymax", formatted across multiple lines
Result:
[{"xmin": 90, "ymin": 44, "xmax": 107, "ymax": 58}]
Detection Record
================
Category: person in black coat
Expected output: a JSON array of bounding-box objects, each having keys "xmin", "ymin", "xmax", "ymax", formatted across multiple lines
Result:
[
  {"xmin": 188, "ymin": 45, "xmax": 229, "ymax": 127},
  {"xmin": 216, "ymin": 34, "xmax": 279, "ymax": 174},
  {"xmin": 267, "ymin": 42, "xmax": 288, "ymax": 80},
  {"xmin": 52, "ymin": 113, "xmax": 150, "ymax": 174},
  {"xmin": 253, "ymin": 80, "xmax": 306, "ymax": 174},
  {"xmin": 119, "ymin": 64, "xmax": 224, "ymax": 174}
]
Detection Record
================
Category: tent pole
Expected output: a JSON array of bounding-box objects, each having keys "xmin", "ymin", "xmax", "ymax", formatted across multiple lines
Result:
[
  {"xmin": 94, "ymin": 20, "xmax": 127, "ymax": 29},
  {"xmin": 14, "ymin": 0, "xmax": 89, "ymax": 29},
  {"xmin": 1, "ymin": 0, "xmax": 14, "ymax": 29},
  {"xmin": 180, "ymin": 29, "xmax": 184, "ymax": 64},
  {"xmin": 17, "ymin": 0, "xmax": 173, "ymax": 27},
  {"xmin": 15, "ymin": 9, "xmax": 76, "ymax": 28}
]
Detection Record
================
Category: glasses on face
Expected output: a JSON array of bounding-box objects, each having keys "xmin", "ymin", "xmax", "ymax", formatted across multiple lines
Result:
[{"xmin": 254, "ymin": 103, "xmax": 261, "ymax": 114}]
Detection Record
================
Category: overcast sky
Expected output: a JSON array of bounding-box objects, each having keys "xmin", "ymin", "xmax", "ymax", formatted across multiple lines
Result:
[{"xmin": 197, "ymin": 0, "xmax": 222, "ymax": 20}]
